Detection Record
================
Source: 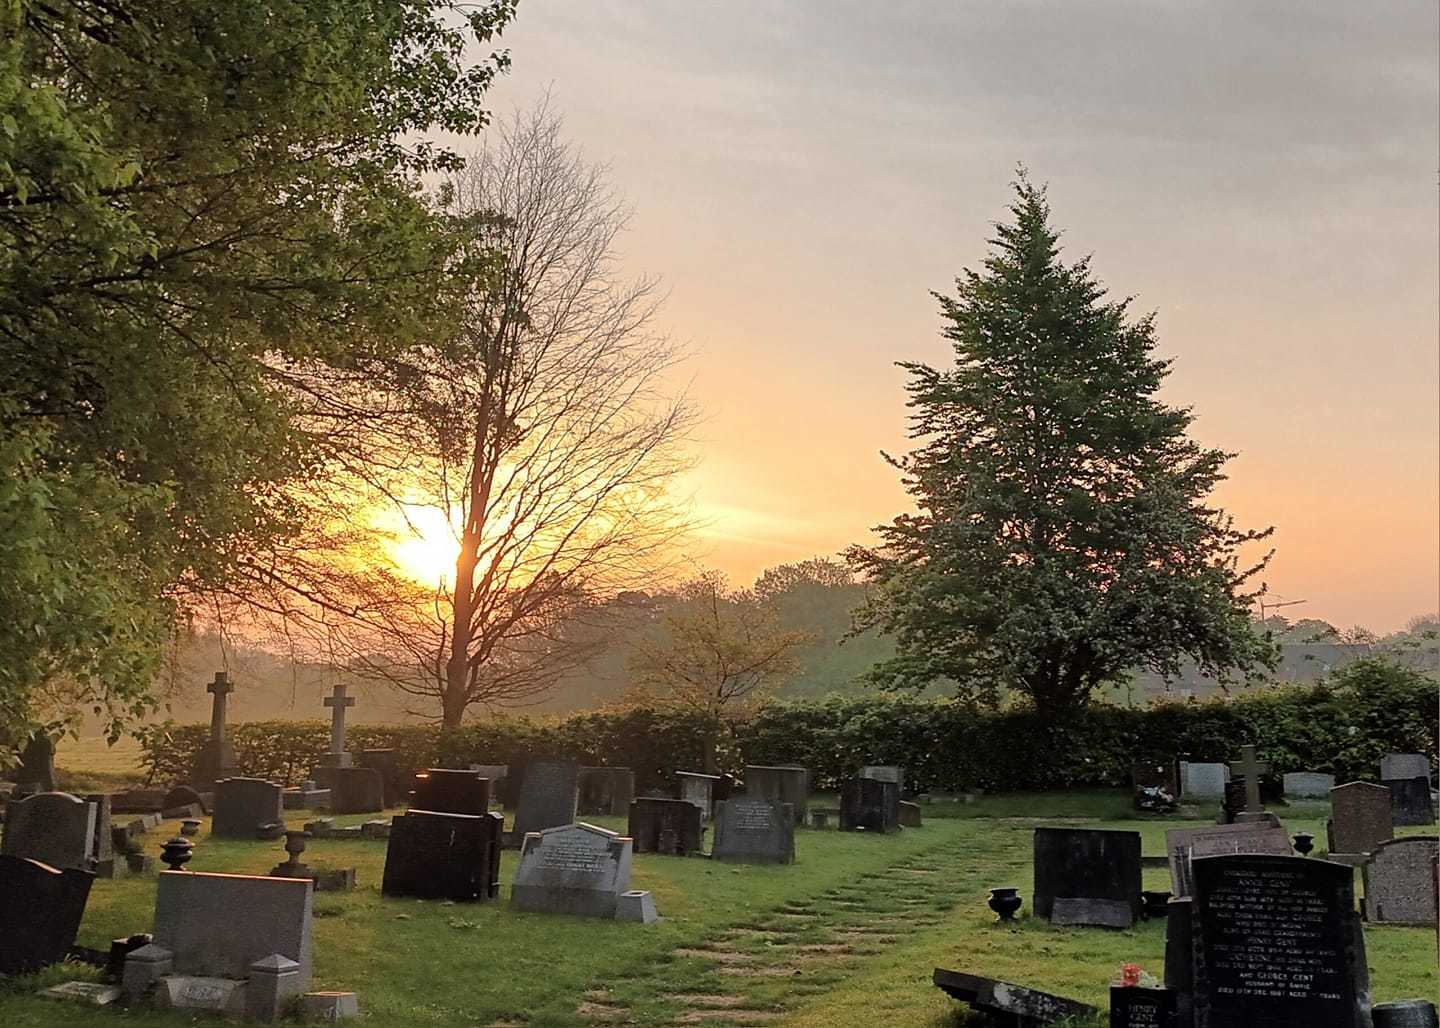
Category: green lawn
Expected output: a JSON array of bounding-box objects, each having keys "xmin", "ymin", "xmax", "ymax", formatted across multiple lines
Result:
[{"xmin": 1, "ymin": 796, "xmax": 1434, "ymax": 1027}]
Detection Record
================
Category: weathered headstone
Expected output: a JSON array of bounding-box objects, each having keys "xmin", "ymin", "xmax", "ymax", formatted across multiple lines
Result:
[
  {"xmin": 1284, "ymin": 771, "xmax": 1336, "ymax": 799},
  {"xmin": 512, "ymin": 760, "xmax": 580, "ymax": 839},
  {"xmin": 1228, "ymin": 745, "xmax": 1271, "ymax": 823},
  {"xmin": 380, "ymin": 809, "xmax": 503, "ymax": 901},
  {"xmin": 0, "ymin": 855, "xmax": 94, "ymax": 976},
  {"xmin": 676, "ymin": 771, "xmax": 720, "ymax": 823},
  {"xmin": 859, "ymin": 765, "xmax": 904, "ymax": 791},
  {"xmin": 1189, "ymin": 854, "xmax": 1370, "ymax": 1028},
  {"xmin": 1033, "ymin": 827, "xmax": 1142, "ymax": 928},
  {"xmin": 898, "ymin": 800, "xmax": 923, "ymax": 828},
  {"xmin": 85, "ymin": 792, "xmax": 115, "ymax": 876},
  {"xmin": 932, "ymin": 969, "xmax": 1098, "ymax": 1026},
  {"xmin": 410, "ymin": 768, "xmax": 491, "ymax": 816},
  {"xmin": 1110, "ymin": 985, "xmax": 1178, "ymax": 1028},
  {"xmin": 711, "ymin": 798, "xmax": 794, "ymax": 864},
  {"xmin": 578, "ymin": 767, "xmax": 634, "ymax": 816},
  {"xmin": 319, "ymin": 683, "xmax": 355, "ymax": 769},
  {"xmin": 1380, "ymin": 753, "xmax": 1432, "ymax": 782},
  {"xmin": 744, "ymin": 765, "xmax": 808, "ymax": 826},
  {"xmin": 1, "ymin": 791, "xmax": 97, "ymax": 871},
  {"xmin": 161, "ymin": 785, "xmax": 207, "ymax": 815},
  {"xmin": 191, "ymin": 671, "xmax": 238, "ymax": 787},
  {"xmin": 1384, "ymin": 776, "xmax": 1436, "ymax": 827},
  {"xmin": 211, "ymin": 777, "xmax": 284, "ymax": 839},
  {"xmin": 1165, "ymin": 821, "xmax": 1293, "ymax": 900},
  {"xmin": 357, "ymin": 749, "xmax": 404, "ymax": 807},
  {"xmin": 1179, "ymin": 761, "xmax": 1229, "ymax": 800},
  {"xmin": 627, "ymin": 797, "xmax": 703, "ymax": 855},
  {"xmin": 839, "ymin": 777, "xmax": 900, "ymax": 834},
  {"xmin": 1162, "ymin": 897, "xmax": 1194, "ymax": 1028},
  {"xmin": 1328, "ymin": 781, "xmax": 1394, "ymax": 858},
  {"xmin": 329, "ymin": 768, "xmax": 384, "ymax": 816},
  {"xmin": 510, "ymin": 822, "xmax": 633, "ymax": 918},
  {"xmin": 1362, "ymin": 836, "xmax": 1439, "ymax": 926},
  {"xmin": 14, "ymin": 734, "xmax": 56, "ymax": 793}
]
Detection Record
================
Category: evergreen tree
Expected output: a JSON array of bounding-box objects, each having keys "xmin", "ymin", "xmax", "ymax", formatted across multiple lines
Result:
[{"xmin": 849, "ymin": 176, "xmax": 1276, "ymax": 718}]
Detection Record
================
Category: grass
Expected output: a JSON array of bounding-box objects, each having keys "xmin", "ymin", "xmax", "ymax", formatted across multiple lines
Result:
[{"xmin": 1, "ymin": 788, "xmax": 1435, "ymax": 1027}]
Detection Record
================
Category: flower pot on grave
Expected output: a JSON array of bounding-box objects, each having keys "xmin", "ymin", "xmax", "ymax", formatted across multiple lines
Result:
[{"xmin": 987, "ymin": 886, "xmax": 1022, "ymax": 923}]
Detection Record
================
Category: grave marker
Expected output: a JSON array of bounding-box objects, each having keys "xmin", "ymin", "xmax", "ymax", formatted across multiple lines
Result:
[
  {"xmin": 744, "ymin": 765, "xmax": 808, "ymax": 826},
  {"xmin": 191, "ymin": 671, "xmax": 238, "ymax": 787},
  {"xmin": 839, "ymin": 777, "xmax": 900, "ymax": 833},
  {"xmin": 320, "ymin": 683, "xmax": 355, "ymax": 768},
  {"xmin": 1384, "ymin": 776, "xmax": 1436, "ymax": 827},
  {"xmin": 578, "ymin": 767, "xmax": 634, "ymax": 816},
  {"xmin": 1362, "ymin": 836, "xmax": 1439, "ymax": 926},
  {"xmin": 381, "ymin": 809, "xmax": 502, "ymax": 901},
  {"xmin": 1033, "ymin": 827, "xmax": 1142, "ymax": 928},
  {"xmin": 1, "ymin": 791, "xmax": 97, "ymax": 871},
  {"xmin": 510, "ymin": 822, "xmax": 633, "ymax": 918},
  {"xmin": 0, "ymin": 855, "xmax": 94, "ymax": 976},
  {"xmin": 1283, "ymin": 771, "xmax": 1336, "ymax": 799},
  {"xmin": 211, "ymin": 777, "xmax": 284, "ymax": 839},
  {"xmin": 409, "ymin": 768, "xmax": 491, "ymax": 816},
  {"xmin": 711, "ymin": 798, "xmax": 794, "ymax": 864},
  {"xmin": 1165, "ymin": 821, "xmax": 1293, "ymax": 900},
  {"xmin": 1179, "ymin": 761, "xmax": 1229, "ymax": 800},
  {"xmin": 627, "ymin": 797, "xmax": 703, "ymax": 855},
  {"xmin": 1380, "ymin": 753, "xmax": 1432, "ymax": 782},
  {"xmin": 1328, "ymin": 781, "xmax": 1393, "ymax": 858},
  {"xmin": 512, "ymin": 760, "xmax": 579, "ymax": 839},
  {"xmin": 676, "ymin": 771, "xmax": 720, "ymax": 823}
]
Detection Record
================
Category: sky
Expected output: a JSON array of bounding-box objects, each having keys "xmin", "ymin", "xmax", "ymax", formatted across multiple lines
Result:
[{"xmin": 468, "ymin": 1, "xmax": 1439, "ymax": 633}]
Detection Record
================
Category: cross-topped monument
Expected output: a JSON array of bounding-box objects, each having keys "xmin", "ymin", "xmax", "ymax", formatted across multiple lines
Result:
[
  {"xmin": 320, "ymin": 683, "xmax": 355, "ymax": 769},
  {"xmin": 1229, "ymin": 744, "xmax": 1270, "ymax": 819},
  {"xmin": 191, "ymin": 671, "xmax": 238, "ymax": 786}
]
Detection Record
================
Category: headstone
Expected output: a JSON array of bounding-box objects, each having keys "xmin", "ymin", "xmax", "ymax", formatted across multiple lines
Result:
[
  {"xmin": 410, "ymin": 768, "xmax": 491, "ymax": 815},
  {"xmin": 211, "ymin": 777, "xmax": 284, "ymax": 839},
  {"xmin": 191, "ymin": 671, "xmax": 238, "ymax": 786},
  {"xmin": 627, "ymin": 798, "xmax": 703, "ymax": 855},
  {"xmin": 282, "ymin": 782, "xmax": 331, "ymax": 810},
  {"xmin": 711, "ymin": 798, "xmax": 795, "ymax": 864},
  {"xmin": 1165, "ymin": 821, "xmax": 1293, "ymax": 900},
  {"xmin": 616, "ymin": 889, "xmax": 658, "ymax": 924},
  {"xmin": 1374, "ymin": 1000, "xmax": 1439, "ymax": 1028},
  {"xmin": 319, "ymin": 683, "xmax": 356, "ymax": 769},
  {"xmin": 380, "ymin": 809, "xmax": 502, "ymax": 902},
  {"xmin": 151, "ymin": 869, "xmax": 313, "ymax": 989},
  {"xmin": 1228, "ymin": 745, "xmax": 1270, "ymax": 821},
  {"xmin": 15, "ymin": 734, "xmax": 56, "ymax": 793},
  {"xmin": 1284, "ymin": 771, "xmax": 1336, "ymax": 799},
  {"xmin": 1033, "ymin": 827, "xmax": 1142, "ymax": 928},
  {"xmin": 859, "ymin": 765, "xmax": 904, "ymax": 791},
  {"xmin": 510, "ymin": 822, "xmax": 633, "ymax": 918},
  {"xmin": 0, "ymin": 854, "xmax": 94, "ymax": 975},
  {"xmin": 1384, "ymin": 777, "xmax": 1436, "ymax": 827},
  {"xmin": 85, "ymin": 792, "xmax": 114, "ymax": 876},
  {"xmin": 39, "ymin": 981, "xmax": 122, "ymax": 1006},
  {"xmin": 1, "ymin": 791, "xmax": 97, "ymax": 870},
  {"xmin": 932, "ymin": 969, "xmax": 1099, "ymax": 1026},
  {"xmin": 512, "ymin": 760, "xmax": 580, "ymax": 839},
  {"xmin": 898, "ymin": 800, "xmax": 923, "ymax": 828},
  {"xmin": 744, "ymin": 765, "xmax": 808, "ymax": 826},
  {"xmin": 1180, "ymin": 761, "xmax": 1229, "ymax": 800},
  {"xmin": 330, "ymin": 767, "xmax": 384, "ymax": 816},
  {"xmin": 161, "ymin": 785, "xmax": 207, "ymax": 814},
  {"xmin": 1111, "ymin": 986, "xmax": 1178, "ymax": 1028},
  {"xmin": 498, "ymin": 758, "xmax": 528, "ymax": 810},
  {"xmin": 357, "ymin": 749, "xmax": 404, "ymax": 807},
  {"xmin": 110, "ymin": 789, "xmax": 167, "ymax": 814},
  {"xmin": 155, "ymin": 974, "xmax": 245, "ymax": 1014},
  {"xmin": 838, "ymin": 777, "xmax": 900, "ymax": 834},
  {"xmin": 1189, "ymin": 854, "xmax": 1370, "ymax": 1028},
  {"xmin": 675, "ymin": 771, "xmax": 720, "ymax": 823},
  {"xmin": 1380, "ymin": 754, "xmax": 1432, "ymax": 782},
  {"xmin": 578, "ymin": 767, "xmax": 634, "ymax": 816},
  {"xmin": 1328, "ymin": 781, "xmax": 1394, "ymax": 857},
  {"xmin": 1162, "ymin": 897, "xmax": 1194, "ymax": 1028},
  {"xmin": 1362, "ymin": 837, "xmax": 1440, "ymax": 926}
]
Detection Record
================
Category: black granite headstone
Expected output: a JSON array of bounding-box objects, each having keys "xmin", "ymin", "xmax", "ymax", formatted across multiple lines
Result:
[
  {"xmin": 380, "ymin": 809, "xmax": 503, "ymax": 901},
  {"xmin": 330, "ymin": 767, "xmax": 384, "ymax": 815},
  {"xmin": 1384, "ymin": 777, "xmax": 1436, "ymax": 827},
  {"xmin": 1190, "ymin": 854, "xmax": 1370, "ymax": 1028},
  {"xmin": 1163, "ymin": 897, "xmax": 1195, "ymax": 1028},
  {"xmin": 0, "ymin": 854, "xmax": 94, "ymax": 975},
  {"xmin": 409, "ymin": 768, "xmax": 491, "ymax": 816},
  {"xmin": 627, "ymin": 797, "xmax": 703, "ymax": 855},
  {"xmin": 933, "ymin": 968, "xmax": 1098, "ymax": 1026},
  {"xmin": 1112, "ymin": 985, "xmax": 1178, "ymax": 1028},
  {"xmin": 1033, "ymin": 827, "xmax": 1142, "ymax": 928},
  {"xmin": 838, "ymin": 777, "xmax": 900, "ymax": 834},
  {"xmin": 357, "ymin": 749, "xmax": 404, "ymax": 808},
  {"xmin": 1373, "ymin": 1000, "xmax": 1439, "ymax": 1028}
]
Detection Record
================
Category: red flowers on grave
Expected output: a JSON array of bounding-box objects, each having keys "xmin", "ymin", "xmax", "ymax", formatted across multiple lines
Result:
[{"xmin": 1113, "ymin": 963, "xmax": 1158, "ymax": 988}]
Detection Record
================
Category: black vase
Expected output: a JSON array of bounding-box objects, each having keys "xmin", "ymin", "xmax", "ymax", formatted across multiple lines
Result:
[
  {"xmin": 988, "ymin": 886, "xmax": 1022, "ymax": 923},
  {"xmin": 160, "ymin": 836, "xmax": 194, "ymax": 871},
  {"xmin": 1293, "ymin": 832, "xmax": 1315, "ymax": 856}
]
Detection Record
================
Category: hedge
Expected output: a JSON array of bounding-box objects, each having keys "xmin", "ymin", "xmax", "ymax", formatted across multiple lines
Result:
[{"xmin": 137, "ymin": 659, "xmax": 1436, "ymax": 793}]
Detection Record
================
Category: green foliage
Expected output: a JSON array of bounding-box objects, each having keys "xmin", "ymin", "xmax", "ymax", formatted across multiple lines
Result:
[{"xmin": 850, "ymin": 174, "xmax": 1276, "ymax": 717}]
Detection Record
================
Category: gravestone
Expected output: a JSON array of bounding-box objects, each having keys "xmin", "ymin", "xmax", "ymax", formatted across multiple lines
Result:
[
  {"xmin": 1227, "ymin": 745, "xmax": 1272, "ymax": 823},
  {"xmin": 1189, "ymin": 854, "xmax": 1370, "ymax": 1028},
  {"xmin": 1328, "ymin": 781, "xmax": 1393, "ymax": 857},
  {"xmin": 627, "ymin": 798, "xmax": 703, "ymax": 855},
  {"xmin": 85, "ymin": 793, "xmax": 114, "ymax": 876},
  {"xmin": 410, "ymin": 768, "xmax": 492, "ymax": 816},
  {"xmin": 1179, "ymin": 761, "xmax": 1229, "ymax": 800},
  {"xmin": 1033, "ymin": 827, "xmax": 1142, "ymax": 928},
  {"xmin": 0, "ymin": 855, "xmax": 94, "ymax": 976},
  {"xmin": 898, "ymin": 800, "xmax": 923, "ymax": 828},
  {"xmin": 744, "ymin": 765, "xmax": 808, "ymax": 826},
  {"xmin": 1111, "ymin": 986, "xmax": 1178, "ymax": 1028},
  {"xmin": 1, "ymin": 791, "xmax": 97, "ymax": 871},
  {"xmin": 15, "ymin": 734, "xmax": 56, "ymax": 793},
  {"xmin": 1384, "ymin": 776, "xmax": 1436, "ymax": 827},
  {"xmin": 151, "ymin": 869, "xmax": 314, "ymax": 990},
  {"xmin": 839, "ymin": 777, "xmax": 900, "ymax": 834},
  {"xmin": 191, "ymin": 671, "xmax": 238, "ymax": 787},
  {"xmin": 282, "ymin": 781, "xmax": 331, "ymax": 810},
  {"xmin": 330, "ymin": 767, "xmax": 384, "ymax": 816},
  {"xmin": 510, "ymin": 822, "xmax": 633, "ymax": 918},
  {"xmin": 932, "ymin": 969, "xmax": 1098, "ymax": 1026},
  {"xmin": 1380, "ymin": 754, "xmax": 1432, "ymax": 782},
  {"xmin": 1362, "ymin": 836, "xmax": 1440, "ymax": 926},
  {"xmin": 319, "ymin": 683, "xmax": 355, "ymax": 769},
  {"xmin": 1284, "ymin": 771, "xmax": 1336, "ymax": 799},
  {"xmin": 1373, "ymin": 1001, "xmax": 1439, "ymax": 1028},
  {"xmin": 711, "ymin": 798, "xmax": 795, "ymax": 864},
  {"xmin": 211, "ymin": 777, "xmax": 284, "ymax": 839},
  {"xmin": 161, "ymin": 785, "xmax": 207, "ymax": 814},
  {"xmin": 578, "ymin": 767, "xmax": 634, "ymax": 816},
  {"xmin": 357, "ymin": 749, "xmax": 404, "ymax": 807},
  {"xmin": 498, "ymin": 758, "xmax": 529, "ymax": 810},
  {"xmin": 676, "ymin": 771, "xmax": 720, "ymax": 822},
  {"xmin": 381, "ymin": 809, "xmax": 503, "ymax": 901},
  {"xmin": 1162, "ymin": 897, "xmax": 1194, "ymax": 1028},
  {"xmin": 1165, "ymin": 821, "xmax": 1293, "ymax": 900},
  {"xmin": 859, "ymin": 765, "xmax": 904, "ymax": 791},
  {"xmin": 512, "ymin": 760, "xmax": 580, "ymax": 839}
]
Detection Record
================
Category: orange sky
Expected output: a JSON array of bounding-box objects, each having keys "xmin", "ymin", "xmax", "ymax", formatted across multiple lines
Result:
[{"xmin": 464, "ymin": 1, "xmax": 1439, "ymax": 633}]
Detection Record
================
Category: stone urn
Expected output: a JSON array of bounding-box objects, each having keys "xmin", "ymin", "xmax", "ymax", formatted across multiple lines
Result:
[
  {"xmin": 160, "ymin": 836, "xmax": 194, "ymax": 871},
  {"xmin": 1292, "ymin": 831, "xmax": 1315, "ymax": 856},
  {"xmin": 180, "ymin": 818, "xmax": 202, "ymax": 837},
  {"xmin": 987, "ymin": 886, "xmax": 1022, "ymax": 923}
]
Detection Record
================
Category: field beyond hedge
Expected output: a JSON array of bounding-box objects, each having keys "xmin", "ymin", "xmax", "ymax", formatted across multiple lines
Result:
[{"xmin": 0, "ymin": 795, "xmax": 1434, "ymax": 1028}]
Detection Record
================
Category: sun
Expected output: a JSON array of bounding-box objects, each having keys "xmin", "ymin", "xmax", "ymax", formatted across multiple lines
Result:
[{"xmin": 388, "ymin": 505, "xmax": 462, "ymax": 588}]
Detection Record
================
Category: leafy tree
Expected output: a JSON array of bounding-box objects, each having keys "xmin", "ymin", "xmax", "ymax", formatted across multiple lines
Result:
[
  {"xmin": 850, "ymin": 175, "xmax": 1276, "ymax": 719},
  {"xmin": 0, "ymin": 0, "xmax": 517, "ymax": 745}
]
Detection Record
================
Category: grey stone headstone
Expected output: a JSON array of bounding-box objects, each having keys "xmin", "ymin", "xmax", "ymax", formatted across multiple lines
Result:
[
  {"xmin": 1380, "ymin": 754, "xmax": 1432, "ymax": 782},
  {"xmin": 329, "ymin": 767, "xmax": 384, "ymax": 815},
  {"xmin": 1179, "ymin": 762, "xmax": 1229, "ymax": 799},
  {"xmin": 627, "ymin": 797, "xmax": 703, "ymax": 855},
  {"xmin": 211, "ymin": 778, "xmax": 284, "ymax": 839},
  {"xmin": 675, "ymin": 771, "xmax": 720, "ymax": 823},
  {"xmin": 898, "ymin": 800, "xmax": 923, "ymax": 828},
  {"xmin": 744, "ymin": 765, "xmax": 808, "ymax": 825},
  {"xmin": 151, "ymin": 870, "xmax": 313, "ymax": 989},
  {"xmin": 859, "ymin": 765, "xmax": 904, "ymax": 791},
  {"xmin": 513, "ymin": 760, "xmax": 580, "ymax": 839},
  {"xmin": 1165, "ymin": 821, "xmax": 1293, "ymax": 900},
  {"xmin": 1033, "ymin": 827, "xmax": 1142, "ymax": 928},
  {"xmin": 1, "ymin": 791, "xmax": 97, "ymax": 870},
  {"xmin": 509, "ymin": 822, "xmax": 632, "ymax": 918},
  {"xmin": 711, "ymin": 798, "xmax": 795, "ymax": 864},
  {"xmin": 1362, "ymin": 836, "xmax": 1439, "ymax": 926},
  {"xmin": 1328, "ymin": 781, "xmax": 1394, "ymax": 856},
  {"xmin": 1384, "ymin": 777, "xmax": 1437, "ymax": 827},
  {"xmin": 1284, "ymin": 771, "xmax": 1336, "ymax": 799}
]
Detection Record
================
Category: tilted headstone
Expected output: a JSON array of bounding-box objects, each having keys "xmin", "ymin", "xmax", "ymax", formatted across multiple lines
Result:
[
  {"xmin": 1283, "ymin": 771, "xmax": 1336, "ymax": 799},
  {"xmin": 1165, "ymin": 821, "xmax": 1293, "ymax": 900},
  {"xmin": 191, "ymin": 671, "xmax": 238, "ymax": 787},
  {"xmin": 211, "ymin": 777, "xmax": 284, "ymax": 839},
  {"xmin": 899, "ymin": 800, "xmax": 923, "ymax": 828},
  {"xmin": 410, "ymin": 768, "xmax": 491, "ymax": 816},
  {"xmin": 627, "ymin": 797, "xmax": 703, "ymax": 855},
  {"xmin": 1189, "ymin": 854, "xmax": 1370, "ymax": 1028},
  {"xmin": 711, "ymin": 798, "xmax": 794, "ymax": 864},
  {"xmin": 381, "ymin": 809, "xmax": 503, "ymax": 901},
  {"xmin": 1, "ymin": 791, "xmax": 97, "ymax": 871},
  {"xmin": 319, "ymin": 683, "xmax": 355, "ymax": 769},
  {"xmin": 676, "ymin": 771, "xmax": 720, "ymax": 823},
  {"xmin": 510, "ymin": 822, "xmax": 633, "ymax": 918},
  {"xmin": 744, "ymin": 765, "xmax": 808, "ymax": 826},
  {"xmin": 1179, "ymin": 761, "xmax": 1229, "ymax": 800},
  {"xmin": 512, "ymin": 760, "xmax": 580, "ymax": 839},
  {"xmin": 1362, "ymin": 836, "xmax": 1439, "ymax": 926},
  {"xmin": 1328, "ymin": 781, "xmax": 1394, "ymax": 857},
  {"xmin": 1033, "ymin": 827, "xmax": 1142, "ymax": 928},
  {"xmin": 578, "ymin": 767, "xmax": 635, "ymax": 816},
  {"xmin": 1380, "ymin": 754, "xmax": 1432, "ymax": 783},
  {"xmin": 1384, "ymin": 776, "xmax": 1436, "ymax": 827},
  {"xmin": 0, "ymin": 854, "xmax": 94, "ymax": 976},
  {"xmin": 932, "ymin": 969, "xmax": 1098, "ymax": 1025},
  {"xmin": 839, "ymin": 777, "xmax": 900, "ymax": 834}
]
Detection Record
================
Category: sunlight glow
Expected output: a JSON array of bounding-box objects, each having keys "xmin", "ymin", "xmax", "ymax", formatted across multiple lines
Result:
[{"xmin": 388, "ymin": 506, "xmax": 461, "ymax": 589}]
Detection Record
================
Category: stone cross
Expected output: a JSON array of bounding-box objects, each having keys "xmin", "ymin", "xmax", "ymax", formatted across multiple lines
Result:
[
  {"xmin": 323, "ymin": 684, "xmax": 355, "ymax": 757},
  {"xmin": 207, "ymin": 671, "xmax": 234, "ymax": 744},
  {"xmin": 1229, "ymin": 744, "xmax": 1270, "ymax": 814}
]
